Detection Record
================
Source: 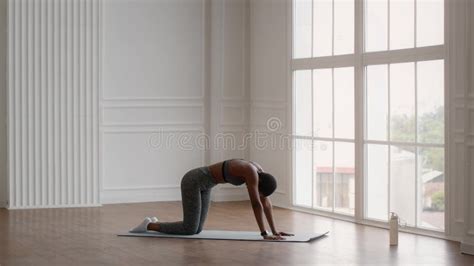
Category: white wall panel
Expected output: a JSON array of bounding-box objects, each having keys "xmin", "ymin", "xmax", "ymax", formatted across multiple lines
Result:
[
  {"xmin": 250, "ymin": 104, "xmax": 287, "ymax": 131},
  {"xmin": 102, "ymin": 0, "xmax": 204, "ymax": 100},
  {"xmin": 249, "ymin": 0, "xmax": 287, "ymax": 103},
  {"xmin": 222, "ymin": 0, "xmax": 246, "ymax": 100},
  {"xmin": 102, "ymin": 105, "xmax": 204, "ymax": 126},
  {"xmin": 7, "ymin": 0, "xmax": 101, "ymax": 208},
  {"xmin": 220, "ymin": 104, "xmax": 245, "ymax": 126},
  {"xmin": 446, "ymin": 0, "xmax": 474, "ymax": 254},
  {"xmin": 249, "ymin": 0, "xmax": 290, "ymax": 207},
  {"xmin": 208, "ymin": 0, "xmax": 250, "ymax": 201},
  {"xmin": 102, "ymin": 131, "xmax": 204, "ymax": 190},
  {"xmin": 101, "ymin": 0, "xmax": 209, "ymax": 203}
]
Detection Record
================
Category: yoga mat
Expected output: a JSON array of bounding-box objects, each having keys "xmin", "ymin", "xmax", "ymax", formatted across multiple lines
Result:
[{"xmin": 118, "ymin": 230, "xmax": 329, "ymax": 242}]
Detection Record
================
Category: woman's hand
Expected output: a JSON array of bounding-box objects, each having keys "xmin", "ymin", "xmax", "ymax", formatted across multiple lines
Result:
[
  {"xmin": 273, "ymin": 231, "xmax": 294, "ymax": 237},
  {"xmin": 263, "ymin": 235, "xmax": 286, "ymax": 241}
]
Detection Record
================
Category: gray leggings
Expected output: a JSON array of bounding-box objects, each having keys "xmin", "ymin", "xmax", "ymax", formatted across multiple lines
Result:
[{"xmin": 158, "ymin": 167, "xmax": 217, "ymax": 235}]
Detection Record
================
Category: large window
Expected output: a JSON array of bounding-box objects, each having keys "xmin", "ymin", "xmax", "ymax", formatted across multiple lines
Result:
[{"xmin": 292, "ymin": 0, "xmax": 445, "ymax": 231}]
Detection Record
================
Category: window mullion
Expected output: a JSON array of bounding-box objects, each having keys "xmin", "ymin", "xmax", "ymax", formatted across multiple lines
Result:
[
  {"xmin": 414, "ymin": 61, "xmax": 419, "ymax": 227},
  {"xmin": 414, "ymin": 0, "xmax": 417, "ymax": 48},
  {"xmin": 331, "ymin": 68, "xmax": 335, "ymax": 213},
  {"xmin": 362, "ymin": 46, "xmax": 444, "ymax": 66},
  {"xmin": 388, "ymin": 0, "xmax": 390, "ymax": 51},
  {"xmin": 354, "ymin": 0, "xmax": 365, "ymax": 221},
  {"xmin": 311, "ymin": 69, "xmax": 314, "ymax": 209},
  {"xmin": 332, "ymin": 0, "xmax": 335, "ymax": 56},
  {"xmin": 387, "ymin": 64, "xmax": 392, "ymax": 220},
  {"xmin": 310, "ymin": 0, "xmax": 314, "ymax": 209}
]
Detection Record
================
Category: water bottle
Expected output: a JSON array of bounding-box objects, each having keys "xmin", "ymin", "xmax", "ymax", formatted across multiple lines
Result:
[{"xmin": 389, "ymin": 212, "xmax": 399, "ymax": 246}]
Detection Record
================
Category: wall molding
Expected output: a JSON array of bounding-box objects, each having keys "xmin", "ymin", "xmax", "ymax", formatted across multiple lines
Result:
[
  {"xmin": 101, "ymin": 104, "xmax": 204, "ymax": 127},
  {"xmin": 101, "ymin": 127, "xmax": 205, "ymax": 134},
  {"xmin": 8, "ymin": 204, "xmax": 102, "ymax": 210},
  {"xmin": 103, "ymin": 185, "xmax": 180, "ymax": 191},
  {"xmin": 250, "ymin": 98, "xmax": 287, "ymax": 104},
  {"xmin": 101, "ymin": 96, "xmax": 205, "ymax": 102},
  {"xmin": 101, "ymin": 102, "xmax": 204, "ymax": 108}
]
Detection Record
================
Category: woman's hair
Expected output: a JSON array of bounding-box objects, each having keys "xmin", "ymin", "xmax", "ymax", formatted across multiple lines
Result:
[{"xmin": 258, "ymin": 172, "xmax": 277, "ymax": 197}]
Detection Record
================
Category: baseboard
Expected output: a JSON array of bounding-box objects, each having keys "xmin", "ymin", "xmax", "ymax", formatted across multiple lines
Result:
[
  {"xmin": 461, "ymin": 241, "xmax": 474, "ymax": 256},
  {"xmin": 101, "ymin": 187, "xmax": 182, "ymax": 204},
  {"xmin": 7, "ymin": 203, "xmax": 102, "ymax": 210}
]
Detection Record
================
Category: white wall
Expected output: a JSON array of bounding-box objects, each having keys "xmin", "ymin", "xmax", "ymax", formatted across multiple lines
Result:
[
  {"xmin": 4, "ymin": 0, "xmax": 252, "ymax": 207},
  {"xmin": 249, "ymin": 0, "xmax": 291, "ymax": 208},
  {"xmin": 100, "ymin": 0, "xmax": 251, "ymax": 203},
  {"xmin": 100, "ymin": 0, "xmax": 208, "ymax": 203},
  {"xmin": 209, "ymin": 0, "xmax": 250, "ymax": 202},
  {"xmin": 7, "ymin": 0, "xmax": 101, "ymax": 209},
  {"xmin": 0, "ymin": 0, "xmax": 7, "ymax": 208}
]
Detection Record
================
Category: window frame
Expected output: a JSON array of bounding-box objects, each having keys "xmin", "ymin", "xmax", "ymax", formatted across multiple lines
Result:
[{"xmin": 290, "ymin": 0, "xmax": 446, "ymax": 233}]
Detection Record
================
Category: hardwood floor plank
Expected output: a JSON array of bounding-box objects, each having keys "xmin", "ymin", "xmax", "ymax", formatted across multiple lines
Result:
[{"xmin": 0, "ymin": 201, "xmax": 473, "ymax": 265}]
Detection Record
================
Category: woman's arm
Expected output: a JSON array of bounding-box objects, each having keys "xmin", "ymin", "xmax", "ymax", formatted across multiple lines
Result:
[
  {"xmin": 261, "ymin": 196, "xmax": 294, "ymax": 237},
  {"xmin": 245, "ymin": 168, "xmax": 266, "ymax": 233},
  {"xmin": 244, "ymin": 167, "xmax": 283, "ymax": 240},
  {"xmin": 261, "ymin": 196, "xmax": 278, "ymax": 234}
]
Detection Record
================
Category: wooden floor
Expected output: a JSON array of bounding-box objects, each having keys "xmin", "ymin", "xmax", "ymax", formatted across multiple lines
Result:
[{"xmin": 0, "ymin": 201, "xmax": 473, "ymax": 265}]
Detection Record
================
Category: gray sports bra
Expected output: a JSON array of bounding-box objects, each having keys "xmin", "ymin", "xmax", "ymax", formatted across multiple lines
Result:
[{"xmin": 222, "ymin": 159, "xmax": 245, "ymax": 186}]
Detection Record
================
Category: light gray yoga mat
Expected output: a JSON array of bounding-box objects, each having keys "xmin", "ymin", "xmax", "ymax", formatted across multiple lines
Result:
[{"xmin": 118, "ymin": 230, "xmax": 329, "ymax": 242}]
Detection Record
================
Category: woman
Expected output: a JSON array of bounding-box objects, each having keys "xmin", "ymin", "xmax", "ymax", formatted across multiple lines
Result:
[{"xmin": 130, "ymin": 159, "xmax": 293, "ymax": 240}]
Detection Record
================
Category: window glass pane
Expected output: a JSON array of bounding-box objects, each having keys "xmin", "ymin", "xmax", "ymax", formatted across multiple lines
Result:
[
  {"xmin": 313, "ymin": 0, "xmax": 333, "ymax": 57},
  {"xmin": 334, "ymin": 67, "xmax": 354, "ymax": 139},
  {"xmin": 390, "ymin": 145, "xmax": 416, "ymax": 226},
  {"xmin": 390, "ymin": 0, "xmax": 414, "ymax": 50},
  {"xmin": 295, "ymin": 139, "xmax": 312, "ymax": 207},
  {"xmin": 335, "ymin": 142, "xmax": 355, "ymax": 214},
  {"xmin": 294, "ymin": 70, "xmax": 312, "ymax": 136},
  {"xmin": 334, "ymin": 0, "xmax": 355, "ymax": 55},
  {"xmin": 314, "ymin": 69, "xmax": 333, "ymax": 138},
  {"xmin": 314, "ymin": 141, "xmax": 333, "ymax": 210},
  {"xmin": 418, "ymin": 147, "xmax": 444, "ymax": 231},
  {"xmin": 417, "ymin": 0, "xmax": 444, "ymax": 47},
  {"xmin": 293, "ymin": 0, "xmax": 312, "ymax": 58},
  {"xmin": 367, "ymin": 144, "xmax": 389, "ymax": 221},
  {"xmin": 417, "ymin": 60, "xmax": 444, "ymax": 144},
  {"xmin": 365, "ymin": 0, "xmax": 388, "ymax": 52},
  {"xmin": 367, "ymin": 64, "xmax": 388, "ymax": 141},
  {"xmin": 390, "ymin": 63, "xmax": 415, "ymax": 142}
]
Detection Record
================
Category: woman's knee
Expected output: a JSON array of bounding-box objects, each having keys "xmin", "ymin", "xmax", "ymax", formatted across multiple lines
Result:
[
  {"xmin": 182, "ymin": 224, "xmax": 199, "ymax": 235},
  {"xmin": 182, "ymin": 229, "xmax": 198, "ymax": 235}
]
